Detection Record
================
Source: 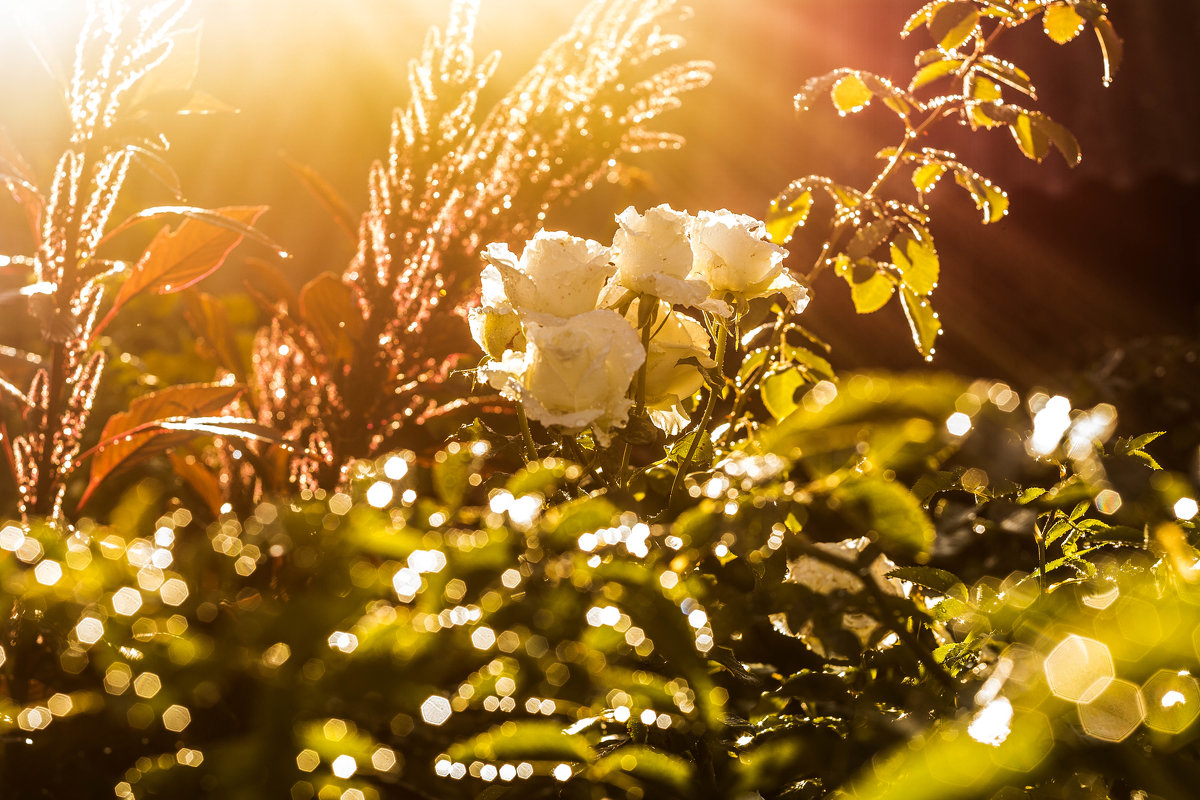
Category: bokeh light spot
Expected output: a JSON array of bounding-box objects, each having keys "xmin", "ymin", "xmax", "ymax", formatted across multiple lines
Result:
[
  {"xmin": 296, "ymin": 748, "xmax": 320, "ymax": 772},
  {"xmin": 112, "ymin": 587, "xmax": 143, "ymax": 616},
  {"xmin": 133, "ymin": 672, "xmax": 162, "ymax": 699},
  {"xmin": 1079, "ymin": 678, "xmax": 1145, "ymax": 742},
  {"xmin": 421, "ymin": 695, "xmax": 452, "ymax": 726},
  {"xmin": 331, "ymin": 754, "xmax": 357, "ymax": 779},
  {"xmin": 1143, "ymin": 669, "xmax": 1200, "ymax": 734},
  {"xmin": 162, "ymin": 704, "xmax": 191, "ymax": 732},
  {"xmin": 1044, "ymin": 634, "xmax": 1114, "ymax": 703},
  {"xmin": 34, "ymin": 559, "xmax": 63, "ymax": 586},
  {"xmin": 1174, "ymin": 497, "xmax": 1199, "ymax": 520}
]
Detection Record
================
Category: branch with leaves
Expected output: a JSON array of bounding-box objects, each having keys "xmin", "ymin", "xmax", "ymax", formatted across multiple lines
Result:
[{"xmin": 766, "ymin": 0, "xmax": 1122, "ymax": 360}]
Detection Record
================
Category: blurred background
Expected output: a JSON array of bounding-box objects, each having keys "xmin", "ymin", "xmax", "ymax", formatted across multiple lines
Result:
[{"xmin": 0, "ymin": 0, "xmax": 1196, "ymax": 392}]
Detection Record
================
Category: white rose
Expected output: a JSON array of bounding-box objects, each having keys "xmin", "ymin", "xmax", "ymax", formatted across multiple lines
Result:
[
  {"xmin": 626, "ymin": 300, "xmax": 714, "ymax": 434},
  {"xmin": 688, "ymin": 210, "xmax": 808, "ymax": 313},
  {"xmin": 481, "ymin": 230, "xmax": 614, "ymax": 320},
  {"xmin": 608, "ymin": 205, "xmax": 716, "ymax": 311},
  {"xmin": 480, "ymin": 309, "xmax": 645, "ymax": 442}
]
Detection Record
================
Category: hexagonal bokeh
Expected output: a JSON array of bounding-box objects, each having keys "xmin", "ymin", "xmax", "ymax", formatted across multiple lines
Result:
[
  {"xmin": 1115, "ymin": 597, "xmax": 1163, "ymax": 648},
  {"xmin": 1142, "ymin": 669, "xmax": 1200, "ymax": 734},
  {"xmin": 1044, "ymin": 634, "xmax": 1114, "ymax": 703},
  {"xmin": 1079, "ymin": 678, "xmax": 1146, "ymax": 742}
]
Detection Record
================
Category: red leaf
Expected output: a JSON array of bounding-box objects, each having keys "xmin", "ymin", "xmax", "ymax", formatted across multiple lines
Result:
[
  {"xmin": 80, "ymin": 382, "xmax": 242, "ymax": 507},
  {"xmin": 97, "ymin": 206, "xmax": 267, "ymax": 335},
  {"xmin": 299, "ymin": 272, "xmax": 363, "ymax": 364}
]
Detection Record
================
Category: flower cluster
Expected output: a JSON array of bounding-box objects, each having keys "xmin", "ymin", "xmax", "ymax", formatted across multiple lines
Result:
[{"xmin": 470, "ymin": 205, "xmax": 808, "ymax": 441}]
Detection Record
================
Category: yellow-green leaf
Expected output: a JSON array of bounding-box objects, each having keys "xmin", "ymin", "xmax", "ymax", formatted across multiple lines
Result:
[
  {"xmin": 846, "ymin": 218, "xmax": 895, "ymax": 261},
  {"xmin": 952, "ymin": 171, "xmax": 1010, "ymax": 223},
  {"xmin": 1093, "ymin": 17, "xmax": 1123, "ymax": 86},
  {"xmin": 970, "ymin": 76, "xmax": 1002, "ymax": 102},
  {"xmin": 592, "ymin": 746, "xmax": 692, "ymax": 794},
  {"xmin": 766, "ymin": 190, "xmax": 812, "ymax": 244},
  {"xmin": 890, "ymin": 233, "xmax": 939, "ymax": 296},
  {"xmin": 900, "ymin": 286, "xmax": 941, "ymax": 359},
  {"xmin": 1011, "ymin": 112, "xmax": 1050, "ymax": 161},
  {"xmin": 833, "ymin": 475, "xmax": 936, "ymax": 557},
  {"xmin": 910, "ymin": 58, "xmax": 963, "ymax": 92},
  {"xmin": 912, "ymin": 162, "xmax": 948, "ymax": 194},
  {"xmin": 762, "ymin": 368, "xmax": 807, "ymax": 421},
  {"xmin": 850, "ymin": 271, "xmax": 895, "ymax": 314},
  {"xmin": 929, "ymin": 3, "xmax": 979, "ymax": 51},
  {"xmin": 831, "ymin": 73, "xmax": 873, "ymax": 114},
  {"xmin": 449, "ymin": 721, "xmax": 594, "ymax": 763},
  {"xmin": 1043, "ymin": 2, "xmax": 1086, "ymax": 44}
]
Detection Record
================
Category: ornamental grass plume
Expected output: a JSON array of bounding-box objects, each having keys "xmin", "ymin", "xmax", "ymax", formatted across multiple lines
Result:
[{"xmin": 246, "ymin": 0, "xmax": 713, "ymax": 497}]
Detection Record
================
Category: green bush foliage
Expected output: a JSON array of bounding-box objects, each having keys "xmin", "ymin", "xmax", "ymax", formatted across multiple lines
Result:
[{"xmin": 4, "ymin": 2, "xmax": 1198, "ymax": 800}]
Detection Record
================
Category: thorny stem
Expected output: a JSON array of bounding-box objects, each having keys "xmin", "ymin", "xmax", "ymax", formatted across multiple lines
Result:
[
  {"xmin": 669, "ymin": 320, "xmax": 728, "ymax": 505},
  {"xmin": 1035, "ymin": 514, "xmax": 1051, "ymax": 594},
  {"xmin": 721, "ymin": 312, "xmax": 788, "ymax": 445},
  {"xmin": 516, "ymin": 404, "xmax": 539, "ymax": 464},
  {"xmin": 561, "ymin": 436, "xmax": 604, "ymax": 491},
  {"xmin": 620, "ymin": 308, "xmax": 657, "ymax": 487}
]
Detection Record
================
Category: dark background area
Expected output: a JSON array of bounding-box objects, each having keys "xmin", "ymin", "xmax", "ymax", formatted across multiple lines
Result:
[{"xmin": 0, "ymin": 0, "xmax": 1196, "ymax": 392}]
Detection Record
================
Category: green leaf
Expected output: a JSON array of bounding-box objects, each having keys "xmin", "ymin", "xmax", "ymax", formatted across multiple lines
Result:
[
  {"xmin": 889, "ymin": 232, "xmax": 939, "ymax": 296},
  {"xmin": 953, "ymin": 170, "xmax": 1010, "ymax": 223},
  {"xmin": 784, "ymin": 343, "xmax": 837, "ymax": 382},
  {"xmin": 1011, "ymin": 112, "xmax": 1050, "ymax": 161},
  {"xmin": 1043, "ymin": 2, "xmax": 1085, "ymax": 44},
  {"xmin": 846, "ymin": 219, "xmax": 895, "ymax": 261},
  {"xmin": 668, "ymin": 428, "xmax": 714, "ymax": 470},
  {"xmin": 847, "ymin": 268, "xmax": 896, "ymax": 314},
  {"xmin": 910, "ymin": 58, "xmax": 963, "ymax": 92},
  {"xmin": 733, "ymin": 738, "xmax": 809, "ymax": 795},
  {"xmin": 1034, "ymin": 113, "xmax": 1082, "ymax": 165},
  {"xmin": 543, "ymin": 496, "xmax": 619, "ymax": 545},
  {"xmin": 1092, "ymin": 16, "xmax": 1123, "ymax": 86},
  {"xmin": 449, "ymin": 721, "xmax": 594, "ymax": 763},
  {"xmin": 912, "ymin": 468, "xmax": 963, "ymax": 504},
  {"xmin": 977, "ymin": 56, "xmax": 1037, "ymax": 97},
  {"xmin": 833, "ymin": 476, "xmax": 936, "ymax": 557},
  {"xmin": 900, "ymin": 287, "xmax": 941, "ymax": 359},
  {"xmin": 1124, "ymin": 431, "xmax": 1166, "ymax": 452},
  {"xmin": 929, "ymin": 3, "xmax": 979, "ymax": 50},
  {"xmin": 766, "ymin": 190, "xmax": 812, "ymax": 244},
  {"xmin": 887, "ymin": 566, "xmax": 968, "ymax": 601},
  {"xmin": 931, "ymin": 596, "xmax": 974, "ymax": 622},
  {"xmin": 737, "ymin": 347, "xmax": 771, "ymax": 388},
  {"xmin": 831, "ymin": 73, "xmax": 873, "ymax": 113},
  {"xmin": 912, "ymin": 161, "xmax": 948, "ymax": 194},
  {"xmin": 592, "ymin": 746, "xmax": 692, "ymax": 795},
  {"xmin": 1009, "ymin": 111, "xmax": 1080, "ymax": 165},
  {"xmin": 969, "ymin": 75, "xmax": 1002, "ymax": 102},
  {"xmin": 762, "ymin": 368, "xmax": 808, "ymax": 421}
]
